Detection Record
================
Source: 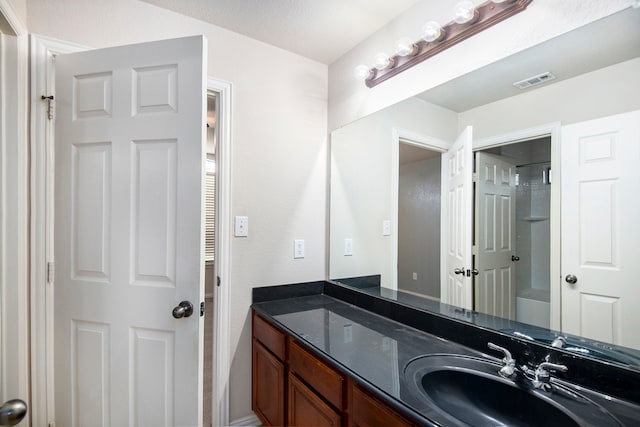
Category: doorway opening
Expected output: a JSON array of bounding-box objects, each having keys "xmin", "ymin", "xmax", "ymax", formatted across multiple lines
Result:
[
  {"xmin": 474, "ymin": 136, "xmax": 552, "ymax": 327},
  {"xmin": 396, "ymin": 141, "xmax": 441, "ymax": 301},
  {"xmin": 203, "ymin": 93, "xmax": 217, "ymax": 427}
]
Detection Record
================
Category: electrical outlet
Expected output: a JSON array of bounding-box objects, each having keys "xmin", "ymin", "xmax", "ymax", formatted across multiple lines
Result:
[
  {"xmin": 412, "ymin": 272, "xmax": 418, "ymax": 281},
  {"xmin": 234, "ymin": 216, "xmax": 248, "ymax": 237}
]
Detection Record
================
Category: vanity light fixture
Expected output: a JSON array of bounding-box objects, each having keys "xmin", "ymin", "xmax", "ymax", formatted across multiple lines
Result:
[
  {"xmin": 373, "ymin": 52, "xmax": 394, "ymax": 70},
  {"xmin": 421, "ymin": 21, "xmax": 445, "ymax": 43},
  {"xmin": 353, "ymin": 64, "xmax": 373, "ymax": 81},
  {"xmin": 395, "ymin": 37, "xmax": 418, "ymax": 57},
  {"xmin": 354, "ymin": 0, "xmax": 534, "ymax": 88},
  {"xmin": 453, "ymin": 1, "xmax": 479, "ymax": 24}
]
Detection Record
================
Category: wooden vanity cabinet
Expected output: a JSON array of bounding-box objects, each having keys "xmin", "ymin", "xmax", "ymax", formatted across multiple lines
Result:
[
  {"xmin": 349, "ymin": 383, "xmax": 412, "ymax": 427},
  {"xmin": 252, "ymin": 309, "xmax": 417, "ymax": 427},
  {"xmin": 252, "ymin": 312, "xmax": 286, "ymax": 426},
  {"xmin": 288, "ymin": 339, "xmax": 343, "ymax": 426},
  {"xmin": 288, "ymin": 374, "xmax": 341, "ymax": 426}
]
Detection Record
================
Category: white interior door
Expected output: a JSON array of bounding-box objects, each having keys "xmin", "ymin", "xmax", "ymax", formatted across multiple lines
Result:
[
  {"xmin": 475, "ymin": 152, "xmax": 516, "ymax": 319},
  {"xmin": 561, "ymin": 110, "xmax": 640, "ymax": 349},
  {"xmin": 54, "ymin": 36, "xmax": 206, "ymax": 426},
  {"xmin": 443, "ymin": 126, "xmax": 473, "ymax": 309}
]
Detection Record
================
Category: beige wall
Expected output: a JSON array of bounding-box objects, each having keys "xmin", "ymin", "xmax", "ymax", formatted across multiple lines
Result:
[
  {"xmin": 4, "ymin": 0, "xmax": 26, "ymax": 27},
  {"xmin": 459, "ymin": 58, "xmax": 640, "ymax": 139},
  {"xmin": 27, "ymin": 0, "xmax": 328, "ymax": 421},
  {"xmin": 330, "ymin": 97, "xmax": 456, "ymax": 286},
  {"xmin": 328, "ymin": 0, "xmax": 630, "ymax": 131}
]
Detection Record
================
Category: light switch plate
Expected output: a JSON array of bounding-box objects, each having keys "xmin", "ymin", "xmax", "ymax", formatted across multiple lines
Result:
[
  {"xmin": 344, "ymin": 238, "xmax": 353, "ymax": 256},
  {"xmin": 382, "ymin": 220, "xmax": 391, "ymax": 236},
  {"xmin": 234, "ymin": 216, "xmax": 248, "ymax": 237},
  {"xmin": 294, "ymin": 239, "xmax": 305, "ymax": 259}
]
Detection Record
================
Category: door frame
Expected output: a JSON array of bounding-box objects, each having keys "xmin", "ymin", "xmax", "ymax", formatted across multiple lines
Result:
[
  {"xmin": 473, "ymin": 122, "xmax": 561, "ymax": 330},
  {"xmin": 0, "ymin": 0, "xmax": 30, "ymax": 423},
  {"xmin": 29, "ymin": 35, "xmax": 233, "ymax": 427},
  {"xmin": 390, "ymin": 128, "xmax": 448, "ymax": 292}
]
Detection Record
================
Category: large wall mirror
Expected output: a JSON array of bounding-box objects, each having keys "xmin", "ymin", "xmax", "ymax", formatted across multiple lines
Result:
[{"xmin": 329, "ymin": 7, "xmax": 640, "ymax": 371}]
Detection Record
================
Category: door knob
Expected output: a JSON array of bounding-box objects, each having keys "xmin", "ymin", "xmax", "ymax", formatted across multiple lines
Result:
[
  {"xmin": 511, "ymin": 255, "xmax": 520, "ymax": 261},
  {"xmin": 454, "ymin": 268, "xmax": 465, "ymax": 275},
  {"xmin": 0, "ymin": 399, "xmax": 27, "ymax": 426},
  {"xmin": 172, "ymin": 301, "xmax": 194, "ymax": 319},
  {"xmin": 565, "ymin": 274, "xmax": 578, "ymax": 285}
]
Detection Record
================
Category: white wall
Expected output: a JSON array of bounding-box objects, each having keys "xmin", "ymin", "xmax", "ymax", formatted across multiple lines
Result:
[
  {"xmin": 330, "ymin": 97, "xmax": 456, "ymax": 286},
  {"xmin": 459, "ymin": 58, "xmax": 640, "ymax": 139},
  {"xmin": 328, "ymin": 0, "xmax": 630, "ymax": 131},
  {"xmin": 27, "ymin": 0, "xmax": 328, "ymax": 421}
]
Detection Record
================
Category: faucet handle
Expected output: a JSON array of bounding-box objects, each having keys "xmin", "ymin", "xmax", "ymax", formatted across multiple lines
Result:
[
  {"xmin": 536, "ymin": 361, "xmax": 568, "ymax": 375},
  {"xmin": 488, "ymin": 342, "xmax": 517, "ymax": 378},
  {"xmin": 488, "ymin": 342, "xmax": 514, "ymax": 364}
]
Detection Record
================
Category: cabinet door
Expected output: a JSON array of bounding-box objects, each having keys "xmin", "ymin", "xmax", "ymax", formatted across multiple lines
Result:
[
  {"xmin": 351, "ymin": 385, "xmax": 411, "ymax": 427},
  {"xmin": 252, "ymin": 339, "xmax": 285, "ymax": 426},
  {"xmin": 288, "ymin": 374, "xmax": 341, "ymax": 426}
]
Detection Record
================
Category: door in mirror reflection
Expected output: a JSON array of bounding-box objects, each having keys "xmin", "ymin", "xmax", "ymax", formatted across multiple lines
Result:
[
  {"xmin": 475, "ymin": 152, "xmax": 516, "ymax": 320},
  {"xmin": 561, "ymin": 110, "xmax": 640, "ymax": 349},
  {"xmin": 474, "ymin": 138, "xmax": 551, "ymax": 328},
  {"xmin": 444, "ymin": 127, "xmax": 473, "ymax": 309}
]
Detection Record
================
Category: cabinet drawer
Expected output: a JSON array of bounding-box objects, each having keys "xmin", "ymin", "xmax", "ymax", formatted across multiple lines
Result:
[
  {"xmin": 289, "ymin": 339, "xmax": 343, "ymax": 409},
  {"xmin": 253, "ymin": 311, "xmax": 285, "ymax": 360}
]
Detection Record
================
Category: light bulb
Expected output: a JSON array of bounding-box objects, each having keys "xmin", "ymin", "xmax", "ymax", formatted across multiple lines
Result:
[
  {"xmin": 353, "ymin": 64, "xmax": 372, "ymax": 81},
  {"xmin": 395, "ymin": 37, "xmax": 417, "ymax": 57},
  {"xmin": 421, "ymin": 21, "xmax": 444, "ymax": 42},
  {"xmin": 373, "ymin": 52, "xmax": 393, "ymax": 70},
  {"xmin": 454, "ymin": 1, "xmax": 476, "ymax": 24}
]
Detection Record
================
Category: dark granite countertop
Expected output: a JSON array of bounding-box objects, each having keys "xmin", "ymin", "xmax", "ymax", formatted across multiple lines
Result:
[
  {"xmin": 253, "ymin": 293, "xmax": 490, "ymax": 425},
  {"xmin": 252, "ymin": 282, "xmax": 640, "ymax": 426}
]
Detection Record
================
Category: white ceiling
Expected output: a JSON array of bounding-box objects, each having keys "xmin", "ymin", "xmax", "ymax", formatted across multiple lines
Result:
[{"xmin": 141, "ymin": 0, "xmax": 421, "ymax": 64}]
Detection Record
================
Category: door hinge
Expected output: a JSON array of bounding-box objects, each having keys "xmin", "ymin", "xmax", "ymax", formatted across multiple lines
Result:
[
  {"xmin": 41, "ymin": 95, "xmax": 55, "ymax": 120},
  {"xmin": 200, "ymin": 301, "xmax": 205, "ymax": 317},
  {"xmin": 217, "ymin": 276, "xmax": 221, "ymax": 287},
  {"xmin": 47, "ymin": 261, "xmax": 55, "ymax": 284}
]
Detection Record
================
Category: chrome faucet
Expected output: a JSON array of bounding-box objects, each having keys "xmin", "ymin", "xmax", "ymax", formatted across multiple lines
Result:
[
  {"xmin": 551, "ymin": 336, "xmax": 567, "ymax": 348},
  {"xmin": 532, "ymin": 361, "xmax": 568, "ymax": 390},
  {"xmin": 487, "ymin": 342, "xmax": 517, "ymax": 378}
]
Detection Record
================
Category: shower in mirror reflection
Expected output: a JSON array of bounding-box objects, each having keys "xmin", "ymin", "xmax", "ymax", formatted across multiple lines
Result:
[{"xmin": 475, "ymin": 137, "xmax": 551, "ymax": 328}]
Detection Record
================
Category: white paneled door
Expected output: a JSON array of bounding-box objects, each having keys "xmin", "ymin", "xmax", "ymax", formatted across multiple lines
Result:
[
  {"xmin": 444, "ymin": 126, "xmax": 473, "ymax": 309},
  {"xmin": 54, "ymin": 36, "xmax": 206, "ymax": 426},
  {"xmin": 475, "ymin": 152, "xmax": 516, "ymax": 320},
  {"xmin": 561, "ymin": 110, "xmax": 640, "ymax": 349}
]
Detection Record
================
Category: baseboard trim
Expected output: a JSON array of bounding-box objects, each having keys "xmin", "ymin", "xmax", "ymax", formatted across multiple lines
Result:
[{"xmin": 230, "ymin": 414, "xmax": 261, "ymax": 426}]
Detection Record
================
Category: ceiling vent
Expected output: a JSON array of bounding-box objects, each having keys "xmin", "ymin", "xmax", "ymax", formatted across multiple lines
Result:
[{"xmin": 513, "ymin": 72, "xmax": 556, "ymax": 90}]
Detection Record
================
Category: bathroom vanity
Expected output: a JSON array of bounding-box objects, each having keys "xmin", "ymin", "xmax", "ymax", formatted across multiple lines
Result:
[{"xmin": 252, "ymin": 281, "xmax": 640, "ymax": 426}]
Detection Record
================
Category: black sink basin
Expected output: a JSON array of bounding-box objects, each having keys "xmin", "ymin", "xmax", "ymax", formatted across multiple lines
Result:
[{"xmin": 403, "ymin": 354, "xmax": 622, "ymax": 427}]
